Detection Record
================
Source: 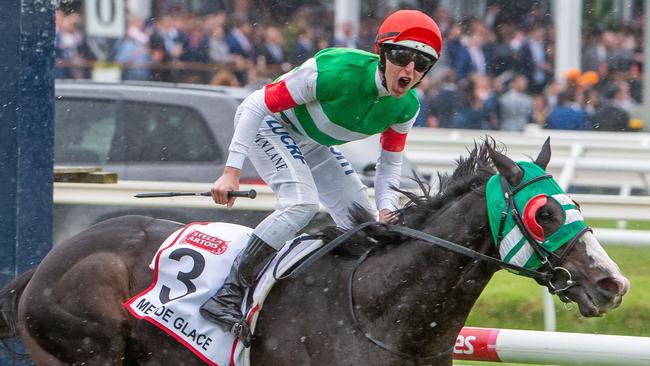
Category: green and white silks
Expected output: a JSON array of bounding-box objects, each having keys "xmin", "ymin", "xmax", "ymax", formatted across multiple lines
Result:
[
  {"xmin": 486, "ymin": 162, "xmax": 588, "ymax": 271},
  {"xmin": 274, "ymin": 48, "xmax": 419, "ymax": 146}
]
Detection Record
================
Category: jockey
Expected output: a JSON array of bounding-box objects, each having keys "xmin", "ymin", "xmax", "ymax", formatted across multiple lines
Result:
[{"xmin": 200, "ymin": 9, "xmax": 442, "ymax": 347}]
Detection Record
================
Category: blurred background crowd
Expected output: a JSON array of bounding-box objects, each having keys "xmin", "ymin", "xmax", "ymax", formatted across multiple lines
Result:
[{"xmin": 55, "ymin": 0, "xmax": 646, "ymax": 132}]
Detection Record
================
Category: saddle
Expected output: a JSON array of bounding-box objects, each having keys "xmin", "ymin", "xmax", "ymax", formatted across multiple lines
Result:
[{"xmin": 126, "ymin": 222, "xmax": 324, "ymax": 366}]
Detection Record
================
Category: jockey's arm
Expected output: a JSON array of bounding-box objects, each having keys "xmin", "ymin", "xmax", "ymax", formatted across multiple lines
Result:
[
  {"xmin": 214, "ymin": 59, "xmax": 318, "ymax": 207},
  {"xmin": 226, "ymin": 58, "xmax": 318, "ymax": 171},
  {"xmin": 224, "ymin": 88, "xmax": 272, "ymax": 171},
  {"xmin": 375, "ymin": 112, "xmax": 417, "ymax": 222}
]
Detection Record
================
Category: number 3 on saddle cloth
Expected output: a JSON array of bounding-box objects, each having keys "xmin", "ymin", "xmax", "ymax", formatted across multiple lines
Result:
[{"xmin": 124, "ymin": 222, "xmax": 323, "ymax": 366}]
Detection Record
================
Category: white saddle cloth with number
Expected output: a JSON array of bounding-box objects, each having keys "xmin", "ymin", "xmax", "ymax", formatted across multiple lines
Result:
[{"xmin": 124, "ymin": 222, "xmax": 322, "ymax": 366}]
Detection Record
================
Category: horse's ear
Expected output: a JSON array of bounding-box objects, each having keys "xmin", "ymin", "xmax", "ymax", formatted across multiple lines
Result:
[
  {"xmin": 534, "ymin": 137, "xmax": 551, "ymax": 170},
  {"xmin": 487, "ymin": 143, "xmax": 523, "ymax": 186}
]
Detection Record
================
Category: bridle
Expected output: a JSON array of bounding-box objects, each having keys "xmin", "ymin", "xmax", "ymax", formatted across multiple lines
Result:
[
  {"xmin": 495, "ymin": 173, "xmax": 589, "ymax": 296},
  {"xmin": 277, "ymin": 168, "xmax": 589, "ymax": 360},
  {"xmin": 286, "ymin": 170, "xmax": 587, "ymax": 292}
]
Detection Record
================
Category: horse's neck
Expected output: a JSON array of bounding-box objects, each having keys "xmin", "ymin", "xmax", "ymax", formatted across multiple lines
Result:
[{"xmin": 355, "ymin": 191, "xmax": 497, "ymax": 356}]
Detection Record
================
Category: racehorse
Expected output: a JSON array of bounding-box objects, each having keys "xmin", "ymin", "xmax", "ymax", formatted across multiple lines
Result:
[{"xmin": 0, "ymin": 139, "xmax": 629, "ymax": 365}]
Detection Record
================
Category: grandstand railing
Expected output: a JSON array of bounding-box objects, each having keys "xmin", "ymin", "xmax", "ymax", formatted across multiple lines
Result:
[
  {"xmin": 53, "ymin": 181, "xmax": 650, "ymax": 245},
  {"xmin": 407, "ymin": 126, "xmax": 650, "ymax": 194}
]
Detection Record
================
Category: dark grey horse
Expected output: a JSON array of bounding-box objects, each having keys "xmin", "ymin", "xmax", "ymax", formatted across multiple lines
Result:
[{"xmin": 0, "ymin": 139, "xmax": 628, "ymax": 365}]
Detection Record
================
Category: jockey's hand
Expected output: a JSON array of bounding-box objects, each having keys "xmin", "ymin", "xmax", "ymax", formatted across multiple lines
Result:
[
  {"xmin": 379, "ymin": 208, "xmax": 398, "ymax": 224},
  {"xmin": 211, "ymin": 167, "xmax": 241, "ymax": 210}
]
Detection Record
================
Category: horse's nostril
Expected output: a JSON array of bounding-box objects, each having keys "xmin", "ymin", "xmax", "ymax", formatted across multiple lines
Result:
[{"xmin": 597, "ymin": 276, "xmax": 629, "ymax": 297}]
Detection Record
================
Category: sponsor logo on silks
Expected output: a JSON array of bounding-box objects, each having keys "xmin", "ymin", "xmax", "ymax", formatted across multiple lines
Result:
[
  {"xmin": 181, "ymin": 230, "xmax": 229, "ymax": 255},
  {"xmin": 255, "ymin": 134, "xmax": 288, "ymax": 171},
  {"xmin": 266, "ymin": 120, "xmax": 306, "ymax": 164},
  {"xmin": 329, "ymin": 147, "xmax": 354, "ymax": 175}
]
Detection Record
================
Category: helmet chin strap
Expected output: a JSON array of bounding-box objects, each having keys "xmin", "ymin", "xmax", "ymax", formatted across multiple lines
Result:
[{"xmin": 378, "ymin": 50, "xmax": 388, "ymax": 89}]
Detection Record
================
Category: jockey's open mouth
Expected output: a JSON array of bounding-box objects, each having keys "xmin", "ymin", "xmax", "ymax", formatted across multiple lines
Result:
[{"xmin": 398, "ymin": 76, "xmax": 411, "ymax": 88}]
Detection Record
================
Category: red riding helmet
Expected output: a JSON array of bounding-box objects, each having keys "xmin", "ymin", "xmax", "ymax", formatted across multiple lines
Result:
[{"xmin": 375, "ymin": 9, "xmax": 443, "ymax": 61}]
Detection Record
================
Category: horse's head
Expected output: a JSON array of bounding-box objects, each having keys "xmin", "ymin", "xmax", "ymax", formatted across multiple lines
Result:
[{"xmin": 486, "ymin": 138, "xmax": 629, "ymax": 317}]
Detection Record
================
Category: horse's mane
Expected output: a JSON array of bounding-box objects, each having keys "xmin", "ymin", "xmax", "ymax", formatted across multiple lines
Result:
[
  {"xmin": 394, "ymin": 139, "xmax": 498, "ymax": 229},
  {"xmin": 320, "ymin": 139, "xmax": 501, "ymax": 253}
]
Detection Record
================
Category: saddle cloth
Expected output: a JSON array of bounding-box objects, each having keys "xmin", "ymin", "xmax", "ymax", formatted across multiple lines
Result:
[{"xmin": 124, "ymin": 222, "xmax": 323, "ymax": 366}]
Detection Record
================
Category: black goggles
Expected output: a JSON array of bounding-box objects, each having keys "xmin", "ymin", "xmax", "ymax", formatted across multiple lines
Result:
[{"xmin": 384, "ymin": 46, "xmax": 437, "ymax": 73}]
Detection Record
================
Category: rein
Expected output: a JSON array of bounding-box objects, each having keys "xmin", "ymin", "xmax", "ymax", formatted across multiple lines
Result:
[
  {"xmin": 279, "ymin": 220, "xmax": 565, "ymax": 361},
  {"xmin": 275, "ymin": 168, "xmax": 589, "ymax": 359},
  {"xmin": 285, "ymin": 219, "xmax": 565, "ymax": 288}
]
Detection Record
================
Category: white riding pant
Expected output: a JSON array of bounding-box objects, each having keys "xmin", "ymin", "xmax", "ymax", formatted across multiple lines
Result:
[{"xmin": 247, "ymin": 117, "xmax": 376, "ymax": 250}]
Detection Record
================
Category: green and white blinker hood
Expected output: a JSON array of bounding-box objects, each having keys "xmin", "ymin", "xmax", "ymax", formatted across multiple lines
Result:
[{"xmin": 486, "ymin": 162, "xmax": 588, "ymax": 271}]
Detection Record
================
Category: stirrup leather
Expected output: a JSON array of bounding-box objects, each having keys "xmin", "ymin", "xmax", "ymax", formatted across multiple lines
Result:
[
  {"xmin": 230, "ymin": 319, "xmax": 253, "ymax": 347},
  {"xmin": 200, "ymin": 234, "xmax": 277, "ymax": 347}
]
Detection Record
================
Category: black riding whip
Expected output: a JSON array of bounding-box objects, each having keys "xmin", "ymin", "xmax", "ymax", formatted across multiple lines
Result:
[{"xmin": 134, "ymin": 190, "xmax": 257, "ymax": 199}]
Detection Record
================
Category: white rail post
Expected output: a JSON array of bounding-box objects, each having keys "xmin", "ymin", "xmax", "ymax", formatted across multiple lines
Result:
[
  {"xmin": 334, "ymin": 0, "xmax": 360, "ymax": 47},
  {"xmin": 553, "ymin": 0, "xmax": 582, "ymax": 83},
  {"xmin": 617, "ymin": 184, "xmax": 632, "ymax": 229},
  {"xmin": 643, "ymin": 0, "xmax": 650, "ymax": 130}
]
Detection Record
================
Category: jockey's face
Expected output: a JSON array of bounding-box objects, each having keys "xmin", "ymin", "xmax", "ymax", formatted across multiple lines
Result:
[{"xmin": 383, "ymin": 48, "xmax": 427, "ymax": 98}]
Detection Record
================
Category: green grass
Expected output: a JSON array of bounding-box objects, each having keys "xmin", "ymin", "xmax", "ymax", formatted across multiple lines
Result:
[
  {"xmin": 453, "ymin": 245, "xmax": 650, "ymax": 365},
  {"xmin": 585, "ymin": 219, "xmax": 650, "ymax": 230}
]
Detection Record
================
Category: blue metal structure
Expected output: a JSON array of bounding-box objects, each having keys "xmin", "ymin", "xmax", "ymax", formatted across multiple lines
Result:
[{"xmin": 0, "ymin": 0, "xmax": 54, "ymax": 364}]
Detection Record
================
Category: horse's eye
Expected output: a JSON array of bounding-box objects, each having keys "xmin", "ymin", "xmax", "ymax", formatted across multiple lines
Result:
[{"xmin": 537, "ymin": 209, "xmax": 553, "ymax": 222}]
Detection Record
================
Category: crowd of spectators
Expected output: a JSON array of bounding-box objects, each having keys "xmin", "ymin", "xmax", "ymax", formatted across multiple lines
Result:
[{"xmin": 55, "ymin": 2, "xmax": 646, "ymax": 132}]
